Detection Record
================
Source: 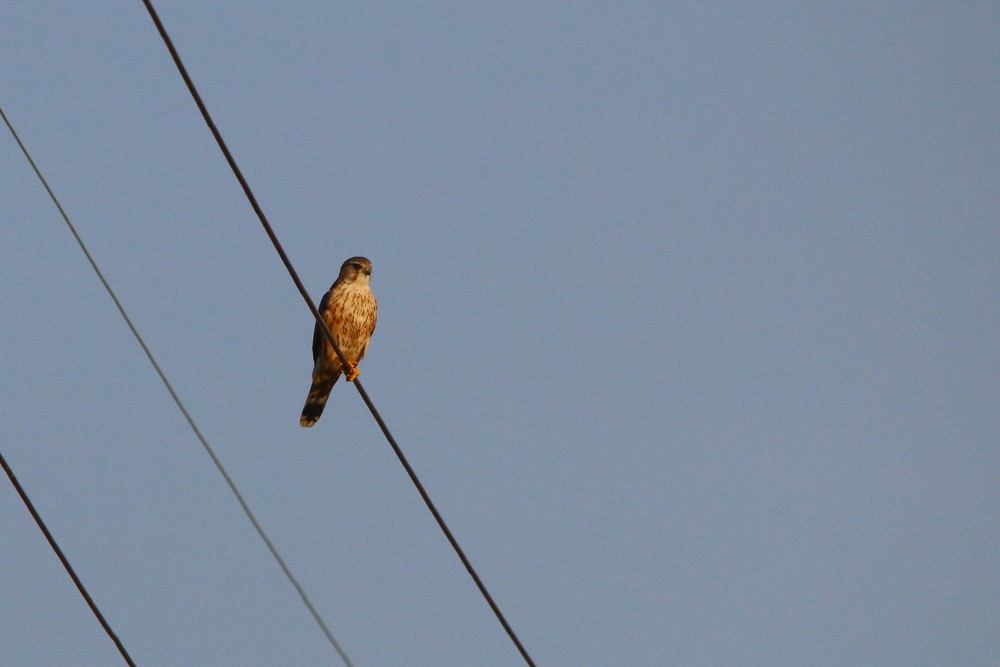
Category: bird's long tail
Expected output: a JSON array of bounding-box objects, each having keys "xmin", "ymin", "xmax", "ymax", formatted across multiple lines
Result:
[{"xmin": 299, "ymin": 375, "xmax": 339, "ymax": 427}]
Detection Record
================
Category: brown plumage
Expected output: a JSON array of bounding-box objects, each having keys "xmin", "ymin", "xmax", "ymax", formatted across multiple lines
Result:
[{"xmin": 299, "ymin": 257, "xmax": 378, "ymax": 427}]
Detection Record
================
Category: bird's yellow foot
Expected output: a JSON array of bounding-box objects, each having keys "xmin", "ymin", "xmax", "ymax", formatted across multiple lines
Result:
[{"xmin": 345, "ymin": 363, "xmax": 360, "ymax": 382}]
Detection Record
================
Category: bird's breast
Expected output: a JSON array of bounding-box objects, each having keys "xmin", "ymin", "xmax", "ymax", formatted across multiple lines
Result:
[{"xmin": 322, "ymin": 284, "xmax": 377, "ymax": 362}]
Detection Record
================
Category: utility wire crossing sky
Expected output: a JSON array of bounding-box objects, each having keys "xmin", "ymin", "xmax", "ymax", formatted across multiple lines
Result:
[{"xmin": 1, "ymin": 3, "xmax": 997, "ymax": 665}]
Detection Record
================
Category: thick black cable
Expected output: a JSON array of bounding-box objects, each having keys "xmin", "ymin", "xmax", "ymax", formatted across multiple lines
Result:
[
  {"xmin": 139, "ymin": 3, "xmax": 536, "ymax": 664},
  {"xmin": 1, "ymin": 104, "xmax": 354, "ymax": 667},
  {"xmin": 0, "ymin": 450, "xmax": 136, "ymax": 666}
]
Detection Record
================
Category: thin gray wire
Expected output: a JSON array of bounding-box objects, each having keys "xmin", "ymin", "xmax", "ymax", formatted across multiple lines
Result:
[{"xmin": 1, "ymin": 104, "xmax": 354, "ymax": 667}]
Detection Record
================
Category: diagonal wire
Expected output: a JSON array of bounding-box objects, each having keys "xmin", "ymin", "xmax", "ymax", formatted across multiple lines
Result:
[
  {"xmin": 1, "ymin": 104, "xmax": 354, "ymax": 667},
  {"xmin": 0, "ymin": 449, "xmax": 137, "ymax": 667},
  {"xmin": 139, "ymin": 2, "xmax": 536, "ymax": 664}
]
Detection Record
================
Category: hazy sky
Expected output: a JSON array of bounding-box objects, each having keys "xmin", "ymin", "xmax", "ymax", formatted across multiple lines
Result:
[{"xmin": 2, "ymin": 2, "xmax": 998, "ymax": 665}]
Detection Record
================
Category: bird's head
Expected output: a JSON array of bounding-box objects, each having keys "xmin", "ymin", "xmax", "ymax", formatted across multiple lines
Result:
[{"xmin": 339, "ymin": 256, "xmax": 373, "ymax": 285}]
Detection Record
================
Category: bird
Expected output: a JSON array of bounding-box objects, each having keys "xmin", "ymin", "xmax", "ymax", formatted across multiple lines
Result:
[{"xmin": 299, "ymin": 256, "xmax": 378, "ymax": 427}]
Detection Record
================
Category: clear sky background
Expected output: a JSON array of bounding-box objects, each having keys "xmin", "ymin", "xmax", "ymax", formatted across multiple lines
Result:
[{"xmin": 2, "ymin": 3, "xmax": 998, "ymax": 666}]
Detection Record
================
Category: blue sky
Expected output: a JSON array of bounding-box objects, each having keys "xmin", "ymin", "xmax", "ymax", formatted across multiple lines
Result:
[{"xmin": 2, "ymin": 2, "xmax": 998, "ymax": 665}]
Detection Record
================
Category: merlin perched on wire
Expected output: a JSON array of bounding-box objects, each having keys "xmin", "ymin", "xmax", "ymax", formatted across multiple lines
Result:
[{"xmin": 299, "ymin": 256, "xmax": 378, "ymax": 427}]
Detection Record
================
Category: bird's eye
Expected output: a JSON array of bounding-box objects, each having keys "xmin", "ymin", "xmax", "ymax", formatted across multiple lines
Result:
[{"xmin": 351, "ymin": 263, "xmax": 361, "ymax": 270}]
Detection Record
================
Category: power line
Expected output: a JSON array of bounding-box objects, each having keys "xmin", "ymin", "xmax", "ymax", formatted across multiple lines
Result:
[
  {"xmin": 1, "ymin": 105, "xmax": 136, "ymax": 667},
  {"xmin": 139, "ymin": 2, "xmax": 536, "ymax": 664},
  {"xmin": 1, "ymin": 104, "xmax": 354, "ymax": 667},
  {"xmin": 0, "ymin": 449, "xmax": 137, "ymax": 667}
]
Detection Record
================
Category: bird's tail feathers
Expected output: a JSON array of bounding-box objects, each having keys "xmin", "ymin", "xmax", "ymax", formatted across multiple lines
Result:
[{"xmin": 299, "ymin": 375, "xmax": 339, "ymax": 427}]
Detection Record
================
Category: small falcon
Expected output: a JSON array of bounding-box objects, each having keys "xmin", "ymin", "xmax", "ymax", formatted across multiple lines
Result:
[{"xmin": 299, "ymin": 256, "xmax": 378, "ymax": 427}]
